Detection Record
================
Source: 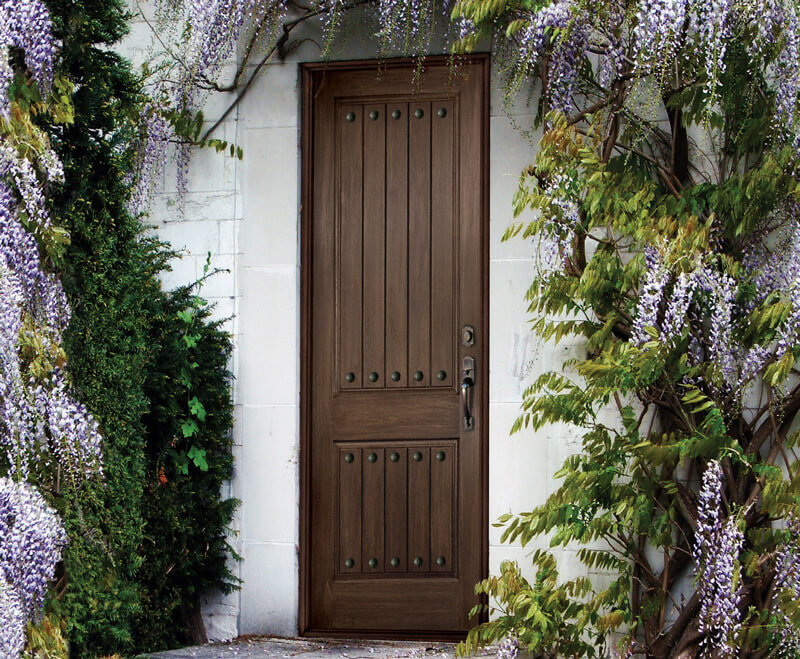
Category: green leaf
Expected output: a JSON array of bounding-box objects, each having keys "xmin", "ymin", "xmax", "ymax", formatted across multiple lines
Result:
[
  {"xmin": 188, "ymin": 445, "xmax": 209, "ymax": 471},
  {"xmin": 188, "ymin": 396, "xmax": 207, "ymax": 421},
  {"xmin": 181, "ymin": 418, "xmax": 199, "ymax": 438}
]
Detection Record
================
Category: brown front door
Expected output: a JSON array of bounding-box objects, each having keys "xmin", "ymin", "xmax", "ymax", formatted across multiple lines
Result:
[{"xmin": 300, "ymin": 56, "xmax": 489, "ymax": 636}]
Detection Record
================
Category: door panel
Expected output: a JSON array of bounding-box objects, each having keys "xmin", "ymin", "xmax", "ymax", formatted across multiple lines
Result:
[{"xmin": 301, "ymin": 56, "xmax": 488, "ymax": 636}]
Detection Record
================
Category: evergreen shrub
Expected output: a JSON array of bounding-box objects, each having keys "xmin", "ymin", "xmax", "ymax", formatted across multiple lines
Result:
[{"xmin": 41, "ymin": 0, "xmax": 237, "ymax": 654}]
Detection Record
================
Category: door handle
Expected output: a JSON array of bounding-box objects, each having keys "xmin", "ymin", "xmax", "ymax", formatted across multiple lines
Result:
[{"xmin": 461, "ymin": 356, "xmax": 475, "ymax": 431}]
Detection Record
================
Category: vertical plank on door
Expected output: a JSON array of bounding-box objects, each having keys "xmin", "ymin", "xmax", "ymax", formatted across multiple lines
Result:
[
  {"xmin": 407, "ymin": 446, "xmax": 431, "ymax": 572},
  {"xmin": 408, "ymin": 101, "xmax": 431, "ymax": 388},
  {"xmin": 338, "ymin": 104, "xmax": 364, "ymax": 389},
  {"xmin": 339, "ymin": 448, "xmax": 362, "ymax": 573},
  {"xmin": 430, "ymin": 444, "xmax": 455, "ymax": 573},
  {"xmin": 385, "ymin": 103, "xmax": 409, "ymax": 388},
  {"xmin": 385, "ymin": 446, "xmax": 408, "ymax": 572},
  {"xmin": 363, "ymin": 104, "xmax": 386, "ymax": 388},
  {"xmin": 430, "ymin": 100, "xmax": 455, "ymax": 388},
  {"xmin": 361, "ymin": 448, "xmax": 385, "ymax": 572}
]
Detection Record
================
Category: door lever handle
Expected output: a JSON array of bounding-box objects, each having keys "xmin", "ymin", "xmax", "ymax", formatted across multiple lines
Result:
[{"xmin": 461, "ymin": 356, "xmax": 475, "ymax": 431}]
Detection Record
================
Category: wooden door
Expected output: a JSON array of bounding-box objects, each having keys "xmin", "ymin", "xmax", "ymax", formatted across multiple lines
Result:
[{"xmin": 300, "ymin": 56, "xmax": 489, "ymax": 637}]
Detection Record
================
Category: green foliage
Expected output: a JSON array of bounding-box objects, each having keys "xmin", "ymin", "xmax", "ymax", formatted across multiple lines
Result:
[
  {"xmin": 39, "ymin": 0, "xmax": 237, "ymax": 654},
  {"xmin": 166, "ymin": 106, "xmax": 243, "ymax": 159},
  {"xmin": 455, "ymin": 14, "xmax": 800, "ymax": 655},
  {"xmin": 44, "ymin": 2, "xmax": 158, "ymax": 651},
  {"xmin": 24, "ymin": 616, "xmax": 70, "ymax": 659},
  {"xmin": 136, "ymin": 279, "xmax": 238, "ymax": 651},
  {"xmin": 462, "ymin": 558, "xmax": 603, "ymax": 659}
]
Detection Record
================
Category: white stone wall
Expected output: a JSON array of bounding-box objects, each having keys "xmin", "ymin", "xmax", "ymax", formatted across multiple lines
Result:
[{"xmin": 121, "ymin": 5, "xmax": 588, "ymax": 641}]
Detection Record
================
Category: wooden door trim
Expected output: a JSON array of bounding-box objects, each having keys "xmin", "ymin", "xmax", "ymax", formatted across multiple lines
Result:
[{"xmin": 298, "ymin": 54, "xmax": 490, "ymax": 638}]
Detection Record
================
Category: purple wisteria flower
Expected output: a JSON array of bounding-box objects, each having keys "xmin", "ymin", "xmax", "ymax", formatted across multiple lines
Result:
[
  {"xmin": 661, "ymin": 272, "xmax": 696, "ymax": 345},
  {"xmin": 185, "ymin": 0, "xmax": 270, "ymax": 94},
  {"xmin": 0, "ymin": 478, "xmax": 66, "ymax": 658},
  {"xmin": 0, "ymin": 581, "xmax": 26, "ymax": 658},
  {"xmin": 633, "ymin": 0, "xmax": 687, "ymax": 76},
  {"xmin": 0, "ymin": 0, "xmax": 57, "ymax": 117},
  {"xmin": 0, "ymin": 1, "xmax": 103, "ymax": 656},
  {"xmin": 496, "ymin": 632, "xmax": 519, "ymax": 659},
  {"xmin": 128, "ymin": 104, "xmax": 170, "ymax": 215},
  {"xmin": 695, "ymin": 265, "xmax": 738, "ymax": 385},
  {"xmin": 537, "ymin": 173, "xmax": 582, "ymax": 269},
  {"xmin": 0, "ymin": 190, "xmax": 101, "ymax": 480},
  {"xmin": 693, "ymin": 460, "xmax": 744, "ymax": 657},
  {"xmin": 743, "ymin": 203, "xmax": 800, "ymax": 298},
  {"xmin": 771, "ymin": 516, "xmax": 800, "ymax": 656},
  {"xmin": 691, "ymin": 0, "xmax": 733, "ymax": 95},
  {"xmin": 33, "ymin": 370, "xmax": 103, "ymax": 480},
  {"xmin": 377, "ymin": 0, "xmax": 437, "ymax": 53},
  {"xmin": 631, "ymin": 249, "xmax": 750, "ymax": 390},
  {"xmin": 147, "ymin": 0, "xmax": 281, "ymax": 201},
  {"xmin": 632, "ymin": 246, "xmax": 669, "ymax": 346},
  {"xmin": 517, "ymin": 0, "xmax": 588, "ymax": 112},
  {"xmin": 745, "ymin": 0, "xmax": 800, "ymax": 142},
  {"xmin": 0, "ymin": 478, "xmax": 66, "ymax": 618}
]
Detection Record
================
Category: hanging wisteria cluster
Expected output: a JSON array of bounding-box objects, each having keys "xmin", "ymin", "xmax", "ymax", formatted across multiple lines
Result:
[
  {"xmin": 450, "ymin": 0, "xmax": 800, "ymax": 131},
  {"xmin": 0, "ymin": 0, "xmax": 56, "ymax": 118},
  {"xmin": 631, "ymin": 250, "xmax": 747, "ymax": 391},
  {"xmin": 628, "ymin": 198, "xmax": 800, "ymax": 403},
  {"xmin": 0, "ymin": 0, "xmax": 103, "ymax": 656},
  {"xmin": 0, "ymin": 478, "xmax": 66, "ymax": 658},
  {"xmin": 771, "ymin": 516, "xmax": 800, "ymax": 657},
  {"xmin": 130, "ymin": 0, "xmax": 800, "ymax": 212},
  {"xmin": 692, "ymin": 461, "xmax": 745, "ymax": 656},
  {"xmin": 131, "ymin": 0, "xmax": 281, "ymax": 211},
  {"xmin": 0, "ymin": 147, "xmax": 102, "ymax": 480}
]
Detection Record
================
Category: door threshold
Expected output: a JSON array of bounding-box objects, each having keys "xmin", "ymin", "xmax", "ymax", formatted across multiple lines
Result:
[{"xmin": 301, "ymin": 629, "xmax": 467, "ymax": 642}]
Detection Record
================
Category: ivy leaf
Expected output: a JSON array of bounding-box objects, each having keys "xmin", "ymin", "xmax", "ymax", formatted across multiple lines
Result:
[
  {"xmin": 188, "ymin": 445, "xmax": 209, "ymax": 472},
  {"xmin": 183, "ymin": 333, "xmax": 199, "ymax": 348},
  {"xmin": 169, "ymin": 449, "xmax": 189, "ymax": 475},
  {"xmin": 188, "ymin": 396, "xmax": 206, "ymax": 421},
  {"xmin": 181, "ymin": 418, "xmax": 199, "ymax": 438}
]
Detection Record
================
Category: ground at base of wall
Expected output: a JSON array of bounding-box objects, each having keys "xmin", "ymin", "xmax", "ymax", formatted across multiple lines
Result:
[{"xmin": 140, "ymin": 636, "xmax": 496, "ymax": 659}]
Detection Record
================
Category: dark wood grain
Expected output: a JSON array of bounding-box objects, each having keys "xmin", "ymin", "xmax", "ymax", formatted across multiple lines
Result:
[
  {"xmin": 363, "ymin": 104, "xmax": 386, "ymax": 389},
  {"xmin": 407, "ymin": 446, "xmax": 431, "ymax": 573},
  {"xmin": 385, "ymin": 446, "xmax": 408, "ymax": 573},
  {"xmin": 430, "ymin": 100, "xmax": 455, "ymax": 389},
  {"xmin": 361, "ymin": 447, "xmax": 385, "ymax": 572},
  {"xmin": 385, "ymin": 102, "xmax": 409, "ymax": 389},
  {"xmin": 339, "ymin": 104, "xmax": 364, "ymax": 390},
  {"xmin": 430, "ymin": 443, "xmax": 455, "ymax": 573},
  {"xmin": 339, "ymin": 448, "xmax": 363, "ymax": 573},
  {"xmin": 408, "ymin": 101, "xmax": 431, "ymax": 389}
]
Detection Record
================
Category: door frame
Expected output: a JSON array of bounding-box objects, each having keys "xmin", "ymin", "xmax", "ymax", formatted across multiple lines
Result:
[{"xmin": 298, "ymin": 55, "xmax": 490, "ymax": 638}]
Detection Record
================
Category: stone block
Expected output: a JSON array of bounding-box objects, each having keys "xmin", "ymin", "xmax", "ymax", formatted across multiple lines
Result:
[
  {"xmin": 241, "ymin": 127, "xmax": 300, "ymax": 267},
  {"xmin": 240, "ymin": 63, "xmax": 300, "ymax": 130},
  {"xmin": 489, "ymin": 260, "xmax": 543, "ymax": 404},
  {"xmin": 237, "ymin": 267, "xmax": 299, "ymax": 406},
  {"xmin": 489, "ymin": 403, "xmax": 548, "ymax": 546},
  {"xmin": 239, "ymin": 405, "xmax": 299, "ymax": 544},
  {"xmin": 239, "ymin": 542, "xmax": 299, "ymax": 636}
]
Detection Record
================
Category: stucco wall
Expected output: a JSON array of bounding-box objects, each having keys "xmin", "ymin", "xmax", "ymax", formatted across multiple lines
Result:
[{"xmin": 122, "ymin": 5, "xmax": 588, "ymax": 641}]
